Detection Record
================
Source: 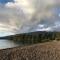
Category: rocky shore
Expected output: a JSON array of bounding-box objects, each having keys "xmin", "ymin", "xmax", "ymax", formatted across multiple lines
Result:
[{"xmin": 0, "ymin": 41, "xmax": 60, "ymax": 60}]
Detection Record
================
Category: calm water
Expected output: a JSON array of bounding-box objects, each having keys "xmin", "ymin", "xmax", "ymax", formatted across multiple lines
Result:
[{"xmin": 0, "ymin": 39, "xmax": 20, "ymax": 49}]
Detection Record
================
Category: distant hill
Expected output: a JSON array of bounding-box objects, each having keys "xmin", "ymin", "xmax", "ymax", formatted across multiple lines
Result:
[{"xmin": 0, "ymin": 31, "xmax": 60, "ymax": 45}]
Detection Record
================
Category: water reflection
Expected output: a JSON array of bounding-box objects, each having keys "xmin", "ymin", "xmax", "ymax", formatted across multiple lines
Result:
[{"xmin": 0, "ymin": 39, "xmax": 19, "ymax": 49}]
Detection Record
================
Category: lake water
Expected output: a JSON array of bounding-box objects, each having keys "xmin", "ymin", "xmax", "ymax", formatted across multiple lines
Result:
[{"xmin": 0, "ymin": 39, "xmax": 20, "ymax": 49}]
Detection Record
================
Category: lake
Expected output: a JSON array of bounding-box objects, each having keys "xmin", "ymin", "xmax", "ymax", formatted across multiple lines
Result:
[{"xmin": 0, "ymin": 39, "xmax": 20, "ymax": 49}]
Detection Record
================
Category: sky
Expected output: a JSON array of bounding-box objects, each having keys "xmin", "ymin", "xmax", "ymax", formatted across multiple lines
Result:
[
  {"xmin": 0, "ymin": 0, "xmax": 14, "ymax": 4},
  {"xmin": 0, "ymin": 0, "xmax": 60, "ymax": 36}
]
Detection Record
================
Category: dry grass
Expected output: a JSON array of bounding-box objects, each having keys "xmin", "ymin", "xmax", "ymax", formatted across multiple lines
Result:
[{"xmin": 0, "ymin": 41, "xmax": 60, "ymax": 60}]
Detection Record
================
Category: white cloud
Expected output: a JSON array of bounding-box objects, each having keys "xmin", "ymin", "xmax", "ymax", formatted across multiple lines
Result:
[
  {"xmin": 5, "ymin": 0, "xmax": 35, "ymax": 16},
  {"xmin": 0, "ymin": 0, "xmax": 60, "ymax": 36},
  {"xmin": 5, "ymin": 2, "xmax": 16, "ymax": 8}
]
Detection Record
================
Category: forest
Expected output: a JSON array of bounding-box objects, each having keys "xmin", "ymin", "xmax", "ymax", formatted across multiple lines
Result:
[{"xmin": 1, "ymin": 31, "xmax": 60, "ymax": 45}]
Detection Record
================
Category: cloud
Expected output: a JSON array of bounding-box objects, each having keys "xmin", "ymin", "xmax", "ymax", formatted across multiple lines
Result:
[
  {"xmin": 0, "ymin": 6, "xmax": 18, "ymax": 35},
  {"xmin": 5, "ymin": 2, "xmax": 15, "ymax": 8},
  {"xmin": 0, "ymin": 0, "xmax": 60, "ymax": 36},
  {"xmin": 5, "ymin": 0, "xmax": 35, "ymax": 19}
]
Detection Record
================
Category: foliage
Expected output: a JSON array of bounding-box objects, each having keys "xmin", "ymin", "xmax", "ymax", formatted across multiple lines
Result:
[{"xmin": 4, "ymin": 31, "xmax": 60, "ymax": 45}]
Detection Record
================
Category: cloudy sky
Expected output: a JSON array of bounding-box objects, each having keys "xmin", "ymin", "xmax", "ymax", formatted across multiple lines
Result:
[{"xmin": 0, "ymin": 0, "xmax": 60, "ymax": 36}]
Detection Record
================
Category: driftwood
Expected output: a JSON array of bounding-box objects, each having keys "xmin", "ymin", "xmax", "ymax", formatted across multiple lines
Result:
[{"xmin": 0, "ymin": 41, "xmax": 60, "ymax": 60}]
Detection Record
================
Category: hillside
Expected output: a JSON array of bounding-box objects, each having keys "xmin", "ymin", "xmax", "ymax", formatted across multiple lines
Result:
[{"xmin": 0, "ymin": 31, "xmax": 60, "ymax": 45}]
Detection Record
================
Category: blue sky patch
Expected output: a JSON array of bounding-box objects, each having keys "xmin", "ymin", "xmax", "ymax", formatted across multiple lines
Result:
[{"xmin": 0, "ymin": 0, "xmax": 14, "ymax": 4}]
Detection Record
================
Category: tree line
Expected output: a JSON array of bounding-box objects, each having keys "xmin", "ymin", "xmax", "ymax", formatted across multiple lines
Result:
[{"xmin": 5, "ymin": 31, "xmax": 60, "ymax": 44}]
